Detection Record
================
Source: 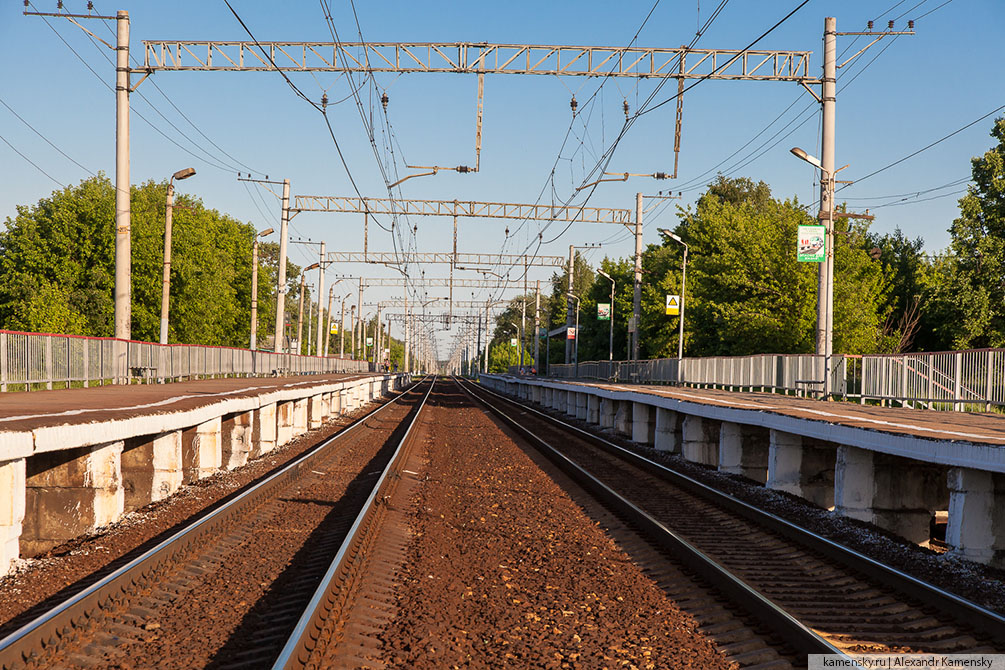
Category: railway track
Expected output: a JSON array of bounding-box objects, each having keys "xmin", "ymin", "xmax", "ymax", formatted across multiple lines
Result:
[
  {"xmin": 0, "ymin": 377, "xmax": 432, "ymax": 670},
  {"xmin": 460, "ymin": 377, "xmax": 1005, "ymax": 665}
]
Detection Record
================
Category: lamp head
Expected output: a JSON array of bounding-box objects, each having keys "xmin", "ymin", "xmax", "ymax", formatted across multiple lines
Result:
[
  {"xmin": 305, "ymin": 262, "xmax": 320, "ymax": 272},
  {"xmin": 789, "ymin": 147, "xmax": 822, "ymax": 170},
  {"xmin": 172, "ymin": 167, "xmax": 197, "ymax": 181},
  {"xmin": 258, "ymin": 227, "xmax": 275, "ymax": 237}
]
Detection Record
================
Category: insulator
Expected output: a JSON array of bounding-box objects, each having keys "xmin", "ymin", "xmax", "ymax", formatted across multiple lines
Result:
[
  {"xmin": 381, "ymin": 92, "xmax": 389, "ymax": 111},
  {"xmin": 87, "ymin": 1, "xmax": 93, "ymax": 9},
  {"xmin": 321, "ymin": 93, "xmax": 328, "ymax": 110},
  {"xmin": 24, "ymin": 0, "xmax": 29, "ymax": 7},
  {"xmin": 623, "ymin": 99, "xmax": 629, "ymax": 119},
  {"xmin": 654, "ymin": 172, "xmax": 668, "ymax": 180},
  {"xmin": 867, "ymin": 20, "xmax": 873, "ymax": 30},
  {"xmin": 908, "ymin": 20, "xmax": 914, "ymax": 29},
  {"xmin": 57, "ymin": 0, "xmax": 62, "ymax": 8},
  {"xmin": 888, "ymin": 20, "xmax": 894, "ymax": 29},
  {"xmin": 505, "ymin": 227, "xmax": 510, "ymax": 236},
  {"xmin": 570, "ymin": 95, "xmax": 578, "ymax": 115},
  {"xmin": 456, "ymin": 165, "xmax": 471, "ymax": 173}
]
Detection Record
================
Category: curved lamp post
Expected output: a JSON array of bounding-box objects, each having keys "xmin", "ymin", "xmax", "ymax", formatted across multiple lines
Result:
[{"xmin": 159, "ymin": 167, "xmax": 196, "ymax": 344}]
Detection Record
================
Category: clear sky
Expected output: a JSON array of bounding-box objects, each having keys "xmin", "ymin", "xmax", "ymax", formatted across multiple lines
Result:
[{"xmin": 1, "ymin": 0, "xmax": 1002, "ymax": 360}]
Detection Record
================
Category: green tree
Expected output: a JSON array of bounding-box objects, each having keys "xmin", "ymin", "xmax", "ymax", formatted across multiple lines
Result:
[
  {"xmin": 924, "ymin": 117, "xmax": 1005, "ymax": 349},
  {"xmin": 673, "ymin": 176, "xmax": 888, "ymax": 357},
  {"xmin": 0, "ymin": 175, "xmax": 275, "ymax": 348}
]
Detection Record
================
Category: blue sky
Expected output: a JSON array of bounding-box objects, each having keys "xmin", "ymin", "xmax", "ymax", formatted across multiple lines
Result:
[{"xmin": 1, "ymin": 0, "xmax": 1002, "ymax": 356}]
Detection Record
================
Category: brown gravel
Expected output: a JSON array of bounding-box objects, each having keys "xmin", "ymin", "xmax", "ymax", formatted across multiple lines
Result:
[
  {"xmin": 533, "ymin": 399, "xmax": 1005, "ymax": 616},
  {"xmin": 378, "ymin": 383, "xmax": 733, "ymax": 670},
  {"xmin": 0, "ymin": 394, "xmax": 391, "ymax": 637}
]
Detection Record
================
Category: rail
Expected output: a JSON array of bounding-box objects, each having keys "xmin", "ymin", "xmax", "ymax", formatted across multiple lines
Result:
[
  {"xmin": 545, "ymin": 348, "xmax": 1005, "ymax": 412},
  {"xmin": 0, "ymin": 329, "xmax": 371, "ymax": 391}
]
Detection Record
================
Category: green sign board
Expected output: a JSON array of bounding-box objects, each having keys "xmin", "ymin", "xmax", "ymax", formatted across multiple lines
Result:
[
  {"xmin": 597, "ymin": 303, "xmax": 611, "ymax": 321},
  {"xmin": 797, "ymin": 225, "xmax": 826, "ymax": 262},
  {"xmin": 510, "ymin": 338, "xmax": 518, "ymax": 347}
]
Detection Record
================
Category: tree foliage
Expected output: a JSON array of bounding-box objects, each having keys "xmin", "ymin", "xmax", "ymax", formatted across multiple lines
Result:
[{"xmin": 0, "ymin": 175, "xmax": 290, "ymax": 348}]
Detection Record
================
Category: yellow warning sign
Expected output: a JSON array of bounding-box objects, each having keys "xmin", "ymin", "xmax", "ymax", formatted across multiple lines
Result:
[{"xmin": 665, "ymin": 294, "xmax": 680, "ymax": 316}]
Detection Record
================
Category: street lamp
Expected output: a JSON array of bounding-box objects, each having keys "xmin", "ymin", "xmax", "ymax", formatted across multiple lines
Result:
[
  {"xmin": 657, "ymin": 228, "xmax": 688, "ymax": 363},
  {"xmin": 790, "ymin": 146, "xmax": 848, "ymax": 398},
  {"xmin": 159, "ymin": 167, "xmax": 196, "ymax": 344},
  {"xmin": 566, "ymin": 292, "xmax": 581, "ymax": 377},
  {"xmin": 511, "ymin": 323, "xmax": 520, "ymax": 371},
  {"xmin": 297, "ymin": 263, "xmax": 319, "ymax": 355},
  {"xmin": 597, "ymin": 270, "xmax": 615, "ymax": 361},
  {"xmin": 250, "ymin": 227, "xmax": 274, "ymax": 350}
]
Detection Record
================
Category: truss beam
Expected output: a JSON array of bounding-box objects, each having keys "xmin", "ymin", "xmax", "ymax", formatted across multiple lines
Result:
[
  {"xmin": 358, "ymin": 278, "xmax": 524, "ymax": 289},
  {"xmin": 327, "ymin": 251, "xmax": 562, "ymax": 267},
  {"xmin": 140, "ymin": 42, "xmax": 814, "ymax": 82},
  {"xmin": 295, "ymin": 195, "xmax": 631, "ymax": 225}
]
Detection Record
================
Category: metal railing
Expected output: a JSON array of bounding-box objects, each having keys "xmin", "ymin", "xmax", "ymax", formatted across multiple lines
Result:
[
  {"xmin": 0, "ymin": 330, "xmax": 371, "ymax": 391},
  {"xmin": 545, "ymin": 348, "xmax": 1005, "ymax": 412}
]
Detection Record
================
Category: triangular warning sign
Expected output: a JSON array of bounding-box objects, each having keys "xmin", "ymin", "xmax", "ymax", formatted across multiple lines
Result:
[{"xmin": 665, "ymin": 294, "xmax": 680, "ymax": 315}]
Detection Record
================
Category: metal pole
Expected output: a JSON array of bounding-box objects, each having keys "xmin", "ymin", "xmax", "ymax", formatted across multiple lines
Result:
[
  {"xmin": 114, "ymin": 11, "xmax": 131, "ymax": 378},
  {"xmin": 821, "ymin": 16, "xmax": 836, "ymax": 398},
  {"xmin": 565, "ymin": 244, "xmax": 574, "ymax": 364},
  {"xmin": 296, "ymin": 274, "xmax": 305, "ymax": 355},
  {"xmin": 251, "ymin": 239, "xmax": 259, "ymax": 350},
  {"xmin": 351, "ymin": 305, "xmax": 357, "ymax": 359},
  {"xmin": 534, "ymin": 280, "xmax": 541, "ymax": 371},
  {"xmin": 324, "ymin": 287, "xmax": 334, "ymax": 357},
  {"xmin": 678, "ymin": 244, "xmax": 688, "ymax": 360},
  {"xmin": 274, "ymin": 179, "xmax": 290, "ymax": 354},
  {"xmin": 339, "ymin": 298, "xmax": 346, "ymax": 358},
  {"xmin": 632, "ymin": 192, "xmax": 643, "ymax": 361},
  {"xmin": 574, "ymin": 299, "xmax": 580, "ymax": 377},
  {"xmin": 159, "ymin": 181, "xmax": 174, "ymax": 344},
  {"xmin": 357, "ymin": 279, "xmax": 363, "ymax": 359},
  {"xmin": 482, "ymin": 301, "xmax": 488, "ymax": 373},
  {"xmin": 306, "ymin": 284, "xmax": 313, "ymax": 355},
  {"xmin": 403, "ymin": 295, "xmax": 410, "ymax": 371},
  {"xmin": 476, "ymin": 308, "xmax": 482, "ymax": 378},
  {"xmin": 316, "ymin": 241, "xmax": 325, "ymax": 356},
  {"xmin": 609, "ymin": 277, "xmax": 615, "ymax": 361}
]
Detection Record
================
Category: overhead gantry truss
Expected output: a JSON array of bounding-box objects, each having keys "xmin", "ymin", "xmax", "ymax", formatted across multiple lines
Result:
[
  {"xmin": 139, "ymin": 42, "xmax": 815, "ymax": 82},
  {"xmin": 357, "ymin": 277, "xmax": 525, "ymax": 289},
  {"xmin": 294, "ymin": 196, "xmax": 633, "ymax": 226},
  {"xmin": 326, "ymin": 252, "xmax": 563, "ymax": 267}
]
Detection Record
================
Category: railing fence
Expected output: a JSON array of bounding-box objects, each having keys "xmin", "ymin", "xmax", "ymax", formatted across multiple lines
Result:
[
  {"xmin": 0, "ymin": 330, "xmax": 371, "ymax": 391},
  {"xmin": 543, "ymin": 348, "xmax": 1005, "ymax": 412}
]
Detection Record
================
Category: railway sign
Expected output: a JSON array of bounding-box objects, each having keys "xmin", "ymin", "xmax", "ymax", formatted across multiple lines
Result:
[
  {"xmin": 510, "ymin": 338, "xmax": 518, "ymax": 347},
  {"xmin": 665, "ymin": 295, "xmax": 680, "ymax": 316},
  {"xmin": 597, "ymin": 303, "xmax": 611, "ymax": 321}
]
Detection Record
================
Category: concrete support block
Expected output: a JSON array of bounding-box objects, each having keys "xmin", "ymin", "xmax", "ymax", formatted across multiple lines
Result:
[
  {"xmin": 947, "ymin": 468, "xmax": 1005, "ymax": 567},
  {"xmin": 682, "ymin": 415, "xmax": 719, "ymax": 467},
  {"xmin": 121, "ymin": 430, "xmax": 184, "ymax": 512},
  {"xmin": 277, "ymin": 400, "xmax": 295, "ymax": 446},
  {"xmin": 576, "ymin": 393, "xmax": 588, "ymax": 421},
  {"xmin": 293, "ymin": 399, "xmax": 308, "ymax": 436},
  {"xmin": 631, "ymin": 402, "xmax": 655, "ymax": 445},
  {"xmin": 22, "ymin": 441, "xmax": 124, "ymax": 557},
  {"xmin": 182, "ymin": 417, "xmax": 222, "ymax": 484},
  {"xmin": 564, "ymin": 390, "xmax": 576, "ymax": 417},
  {"xmin": 308, "ymin": 394, "xmax": 324, "ymax": 430},
  {"xmin": 614, "ymin": 401, "xmax": 631, "ymax": 437},
  {"xmin": 600, "ymin": 397, "xmax": 616, "ymax": 429},
  {"xmin": 766, "ymin": 430, "xmax": 835, "ymax": 509},
  {"xmin": 718, "ymin": 422, "xmax": 769, "ymax": 483},
  {"xmin": 253, "ymin": 403, "xmax": 278, "ymax": 455},
  {"xmin": 532, "ymin": 386, "xmax": 542, "ymax": 404},
  {"xmin": 587, "ymin": 395, "xmax": 600, "ymax": 424},
  {"xmin": 0, "ymin": 458, "xmax": 26, "ymax": 574},
  {"xmin": 222, "ymin": 412, "xmax": 254, "ymax": 470},
  {"xmin": 654, "ymin": 408, "xmax": 682, "ymax": 454}
]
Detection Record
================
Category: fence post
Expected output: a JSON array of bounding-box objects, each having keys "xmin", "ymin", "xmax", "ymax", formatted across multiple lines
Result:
[
  {"xmin": 987, "ymin": 350, "xmax": 995, "ymax": 413},
  {"xmin": 44, "ymin": 335, "xmax": 53, "ymax": 390},
  {"xmin": 954, "ymin": 351, "xmax": 963, "ymax": 411},
  {"xmin": 0, "ymin": 332, "xmax": 6, "ymax": 392}
]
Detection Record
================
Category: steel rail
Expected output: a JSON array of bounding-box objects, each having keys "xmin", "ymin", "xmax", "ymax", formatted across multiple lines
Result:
[
  {"xmin": 273, "ymin": 377, "xmax": 436, "ymax": 669},
  {"xmin": 0, "ymin": 377, "xmax": 428, "ymax": 669},
  {"xmin": 463, "ymin": 378, "xmax": 1005, "ymax": 647},
  {"xmin": 457, "ymin": 377, "xmax": 845, "ymax": 659}
]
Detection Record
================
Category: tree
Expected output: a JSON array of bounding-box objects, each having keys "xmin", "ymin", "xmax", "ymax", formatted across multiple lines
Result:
[
  {"xmin": 0, "ymin": 175, "xmax": 275, "ymax": 348},
  {"xmin": 924, "ymin": 117, "xmax": 1005, "ymax": 349},
  {"xmin": 673, "ymin": 176, "xmax": 888, "ymax": 357}
]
